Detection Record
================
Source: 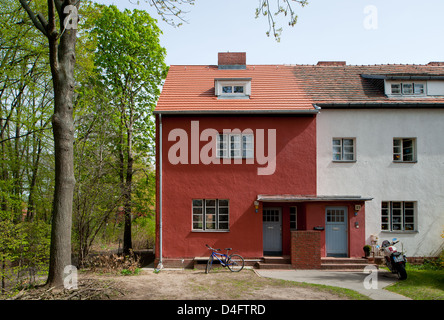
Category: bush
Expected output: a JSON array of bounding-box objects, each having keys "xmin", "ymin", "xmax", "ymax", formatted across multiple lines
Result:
[
  {"xmin": 0, "ymin": 219, "xmax": 51, "ymax": 295},
  {"xmin": 423, "ymin": 250, "xmax": 444, "ymax": 270},
  {"xmin": 83, "ymin": 251, "xmax": 140, "ymax": 275},
  {"xmin": 131, "ymin": 215, "xmax": 155, "ymax": 250}
]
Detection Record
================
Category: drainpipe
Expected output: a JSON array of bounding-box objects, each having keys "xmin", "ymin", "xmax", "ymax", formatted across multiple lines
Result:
[{"xmin": 157, "ymin": 113, "xmax": 163, "ymax": 271}]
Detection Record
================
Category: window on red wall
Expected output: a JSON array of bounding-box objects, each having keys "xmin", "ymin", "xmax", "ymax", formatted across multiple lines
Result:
[
  {"xmin": 192, "ymin": 199, "xmax": 229, "ymax": 231},
  {"xmin": 217, "ymin": 134, "xmax": 254, "ymax": 159}
]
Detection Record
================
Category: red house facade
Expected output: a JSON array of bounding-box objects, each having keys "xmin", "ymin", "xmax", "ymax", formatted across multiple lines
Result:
[{"xmin": 154, "ymin": 53, "xmax": 370, "ymax": 269}]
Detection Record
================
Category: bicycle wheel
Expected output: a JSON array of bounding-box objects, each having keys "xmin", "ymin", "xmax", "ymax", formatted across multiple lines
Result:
[
  {"xmin": 205, "ymin": 255, "xmax": 214, "ymax": 274},
  {"xmin": 227, "ymin": 254, "xmax": 244, "ymax": 272}
]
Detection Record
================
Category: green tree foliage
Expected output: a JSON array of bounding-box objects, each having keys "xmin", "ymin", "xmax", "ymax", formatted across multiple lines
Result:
[
  {"xmin": 92, "ymin": 4, "xmax": 167, "ymax": 254},
  {"xmin": 0, "ymin": 0, "xmax": 54, "ymax": 294}
]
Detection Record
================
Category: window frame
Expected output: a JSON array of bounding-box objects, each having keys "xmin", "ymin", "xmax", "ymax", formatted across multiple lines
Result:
[
  {"xmin": 192, "ymin": 199, "xmax": 230, "ymax": 232},
  {"xmin": 215, "ymin": 78, "xmax": 251, "ymax": 99},
  {"xmin": 390, "ymin": 82, "xmax": 426, "ymax": 96},
  {"xmin": 332, "ymin": 138, "xmax": 356, "ymax": 162},
  {"xmin": 381, "ymin": 201, "xmax": 416, "ymax": 232},
  {"xmin": 217, "ymin": 133, "xmax": 254, "ymax": 159},
  {"xmin": 393, "ymin": 138, "xmax": 417, "ymax": 162},
  {"xmin": 290, "ymin": 206, "xmax": 297, "ymax": 230}
]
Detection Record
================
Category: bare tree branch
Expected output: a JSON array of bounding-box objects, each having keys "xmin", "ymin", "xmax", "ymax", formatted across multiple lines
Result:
[
  {"xmin": 256, "ymin": 0, "xmax": 308, "ymax": 41},
  {"xmin": 133, "ymin": 0, "xmax": 195, "ymax": 27},
  {"xmin": 53, "ymin": 0, "xmax": 63, "ymax": 17},
  {"xmin": 19, "ymin": 0, "xmax": 48, "ymax": 37}
]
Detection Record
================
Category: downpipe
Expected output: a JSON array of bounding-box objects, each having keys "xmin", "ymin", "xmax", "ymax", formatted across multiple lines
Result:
[{"xmin": 156, "ymin": 113, "xmax": 163, "ymax": 272}]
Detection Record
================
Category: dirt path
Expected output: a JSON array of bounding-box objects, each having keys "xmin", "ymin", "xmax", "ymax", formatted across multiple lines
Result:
[{"xmin": 100, "ymin": 268, "xmax": 349, "ymax": 300}]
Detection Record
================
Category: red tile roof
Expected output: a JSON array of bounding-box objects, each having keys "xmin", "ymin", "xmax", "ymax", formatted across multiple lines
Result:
[
  {"xmin": 155, "ymin": 65, "xmax": 315, "ymax": 113},
  {"xmin": 155, "ymin": 63, "xmax": 444, "ymax": 113}
]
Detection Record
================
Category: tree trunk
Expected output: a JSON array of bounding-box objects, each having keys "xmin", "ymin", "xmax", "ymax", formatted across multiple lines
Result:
[
  {"xmin": 45, "ymin": 2, "xmax": 77, "ymax": 288},
  {"xmin": 123, "ymin": 123, "xmax": 133, "ymax": 255},
  {"xmin": 26, "ymin": 137, "xmax": 41, "ymax": 222}
]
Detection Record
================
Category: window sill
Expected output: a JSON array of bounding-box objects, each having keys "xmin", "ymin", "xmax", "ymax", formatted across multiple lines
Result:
[
  {"xmin": 217, "ymin": 95, "xmax": 250, "ymax": 100},
  {"xmin": 216, "ymin": 157, "xmax": 254, "ymax": 160},
  {"xmin": 192, "ymin": 230, "xmax": 230, "ymax": 233},
  {"xmin": 392, "ymin": 161, "xmax": 417, "ymax": 164},
  {"xmin": 381, "ymin": 230, "xmax": 418, "ymax": 234},
  {"xmin": 332, "ymin": 160, "xmax": 357, "ymax": 163}
]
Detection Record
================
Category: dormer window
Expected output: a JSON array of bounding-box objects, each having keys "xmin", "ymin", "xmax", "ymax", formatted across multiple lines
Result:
[
  {"xmin": 222, "ymin": 85, "xmax": 244, "ymax": 94},
  {"xmin": 389, "ymin": 82, "xmax": 425, "ymax": 96},
  {"xmin": 215, "ymin": 78, "xmax": 251, "ymax": 99}
]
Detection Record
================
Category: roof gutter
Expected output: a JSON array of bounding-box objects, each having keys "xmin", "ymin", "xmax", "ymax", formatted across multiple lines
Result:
[
  {"xmin": 153, "ymin": 109, "xmax": 320, "ymax": 115},
  {"xmin": 316, "ymin": 102, "xmax": 444, "ymax": 109},
  {"xmin": 361, "ymin": 74, "xmax": 444, "ymax": 80}
]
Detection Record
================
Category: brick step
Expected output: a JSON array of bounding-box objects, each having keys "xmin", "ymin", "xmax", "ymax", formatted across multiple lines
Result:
[
  {"xmin": 263, "ymin": 256, "xmax": 291, "ymax": 264},
  {"xmin": 321, "ymin": 258, "xmax": 377, "ymax": 270},
  {"xmin": 321, "ymin": 263, "xmax": 377, "ymax": 270},
  {"xmin": 255, "ymin": 262, "xmax": 294, "ymax": 270},
  {"xmin": 321, "ymin": 257, "xmax": 370, "ymax": 264},
  {"xmin": 256, "ymin": 256, "xmax": 292, "ymax": 269}
]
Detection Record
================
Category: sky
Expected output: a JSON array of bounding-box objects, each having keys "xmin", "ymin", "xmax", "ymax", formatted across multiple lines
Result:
[{"xmin": 94, "ymin": 0, "xmax": 444, "ymax": 66}]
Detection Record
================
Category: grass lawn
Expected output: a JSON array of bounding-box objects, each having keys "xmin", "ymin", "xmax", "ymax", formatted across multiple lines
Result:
[{"xmin": 384, "ymin": 266, "xmax": 444, "ymax": 300}]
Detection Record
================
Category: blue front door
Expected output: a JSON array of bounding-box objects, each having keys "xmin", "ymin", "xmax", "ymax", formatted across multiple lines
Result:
[{"xmin": 325, "ymin": 207, "xmax": 348, "ymax": 257}]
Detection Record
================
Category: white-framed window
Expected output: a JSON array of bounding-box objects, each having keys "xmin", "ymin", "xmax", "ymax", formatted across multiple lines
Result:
[
  {"xmin": 332, "ymin": 138, "xmax": 355, "ymax": 161},
  {"xmin": 215, "ymin": 78, "xmax": 251, "ymax": 99},
  {"xmin": 393, "ymin": 138, "xmax": 416, "ymax": 162},
  {"xmin": 290, "ymin": 207, "xmax": 297, "ymax": 230},
  {"xmin": 217, "ymin": 133, "xmax": 254, "ymax": 159},
  {"xmin": 192, "ymin": 199, "xmax": 229, "ymax": 231},
  {"xmin": 390, "ymin": 82, "xmax": 425, "ymax": 96},
  {"xmin": 381, "ymin": 201, "xmax": 416, "ymax": 231},
  {"xmin": 222, "ymin": 85, "xmax": 245, "ymax": 94}
]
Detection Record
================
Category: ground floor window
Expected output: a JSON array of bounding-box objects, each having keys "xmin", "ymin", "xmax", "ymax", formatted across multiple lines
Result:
[
  {"xmin": 290, "ymin": 206, "xmax": 297, "ymax": 230},
  {"xmin": 192, "ymin": 199, "xmax": 229, "ymax": 231},
  {"xmin": 381, "ymin": 201, "xmax": 416, "ymax": 231}
]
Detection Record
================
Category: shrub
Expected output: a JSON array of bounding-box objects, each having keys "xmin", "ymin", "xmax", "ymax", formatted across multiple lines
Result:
[{"xmin": 83, "ymin": 250, "xmax": 140, "ymax": 275}]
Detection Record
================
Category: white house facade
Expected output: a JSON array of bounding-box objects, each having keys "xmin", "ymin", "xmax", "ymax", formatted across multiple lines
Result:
[{"xmin": 317, "ymin": 107, "xmax": 444, "ymax": 257}]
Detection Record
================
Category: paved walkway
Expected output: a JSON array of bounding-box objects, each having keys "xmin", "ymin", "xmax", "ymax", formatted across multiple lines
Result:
[{"xmin": 254, "ymin": 269, "xmax": 411, "ymax": 300}]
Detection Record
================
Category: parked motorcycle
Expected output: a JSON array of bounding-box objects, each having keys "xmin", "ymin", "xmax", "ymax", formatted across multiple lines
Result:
[{"xmin": 379, "ymin": 238, "xmax": 407, "ymax": 280}]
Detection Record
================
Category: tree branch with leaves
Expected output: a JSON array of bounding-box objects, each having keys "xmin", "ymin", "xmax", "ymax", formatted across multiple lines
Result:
[{"xmin": 256, "ymin": 0, "xmax": 308, "ymax": 41}]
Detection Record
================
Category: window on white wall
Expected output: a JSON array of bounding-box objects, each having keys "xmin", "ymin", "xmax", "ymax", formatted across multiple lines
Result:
[
  {"xmin": 332, "ymin": 138, "xmax": 355, "ymax": 161},
  {"xmin": 393, "ymin": 138, "xmax": 416, "ymax": 162},
  {"xmin": 381, "ymin": 201, "xmax": 416, "ymax": 231},
  {"xmin": 390, "ymin": 82, "xmax": 425, "ymax": 96}
]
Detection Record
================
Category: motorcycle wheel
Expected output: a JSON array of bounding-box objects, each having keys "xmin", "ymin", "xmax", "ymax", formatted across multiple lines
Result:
[{"xmin": 396, "ymin": 264, "xmax": 407, "ymax": 280}]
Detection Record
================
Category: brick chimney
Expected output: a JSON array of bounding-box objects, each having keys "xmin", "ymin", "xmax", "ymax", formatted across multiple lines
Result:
[
  {"xmin": 317, "ymin": 61, "xmax": 346, "ymax": 66},
  {"xmin": 218, "ymin": 52, "xmax": 246, "ymax": 69}
]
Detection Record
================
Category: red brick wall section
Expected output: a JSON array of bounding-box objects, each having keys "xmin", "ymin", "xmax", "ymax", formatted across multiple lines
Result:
[{"xmin": 291, "ymin": 231, "xmax": 321, "ymax": 269}]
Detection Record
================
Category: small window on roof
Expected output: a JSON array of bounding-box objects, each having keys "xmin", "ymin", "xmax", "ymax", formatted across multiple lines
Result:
[
  {"xmin": 391, "ymin": 84, "xmax": 401, "ymax": 95},
  {"xmin": 215, "ymin": 78, "xmax": 251, "ymax": 99},
  {"xmin": 390, "ymin": 82, "xmax": 425, "ymax": 96},
  {"xmin": 222, "ymin": 85, "xmax": 245, "ymax": 94}
]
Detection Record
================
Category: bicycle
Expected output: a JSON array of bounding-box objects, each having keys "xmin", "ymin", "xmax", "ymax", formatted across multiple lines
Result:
[{"xmin": 205, "ymin": 244, "xmax": 244, "ymax": 274}]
